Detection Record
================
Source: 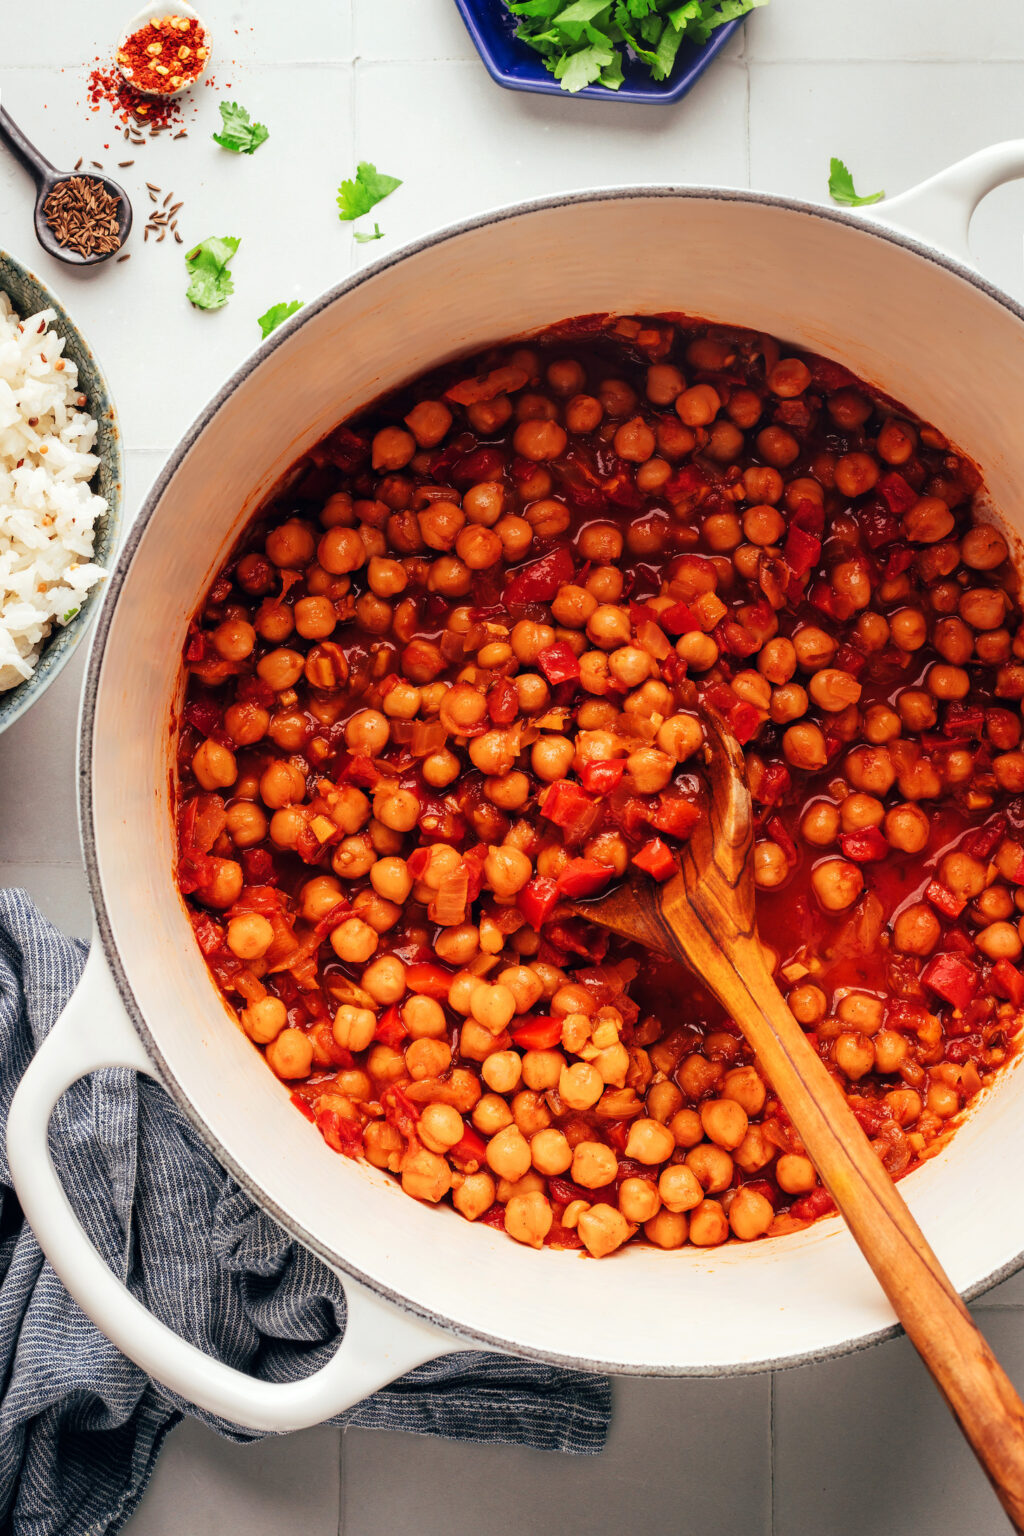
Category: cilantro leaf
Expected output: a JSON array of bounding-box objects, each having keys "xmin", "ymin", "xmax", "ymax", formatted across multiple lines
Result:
[
  {"xmin": 502, "ymin": 0, "xmax": 766, "ymax": 92},
  {"xmin": 828, "ymin": 156, "xmax": 884, "ymax": 207},
  {"xmin": 337, "ymin": 163, "xmax": 402, "ymax": 222},
  {"xmin": 185, "ymin": 236, "xmax": 240, "ymax": 310},
  {"xmin": 258, "ymin": 300, "xmax": 303, "ymax": 339},
  {"xmin": 212, "ymin": 101, "xmax": 269, "ymax": 155},
  {"xmin": 61, "ymin": 606, "xmax": 79, "ymax": 623},
  {"xmin": 354, "ymin": 223, "xmax": 385, "ymax": 243}
]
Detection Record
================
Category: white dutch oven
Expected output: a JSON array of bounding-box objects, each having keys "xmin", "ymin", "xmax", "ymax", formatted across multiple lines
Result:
[{"xmin": 9, "ymin": 146, "xmax": 1024, "ymax": 1434}]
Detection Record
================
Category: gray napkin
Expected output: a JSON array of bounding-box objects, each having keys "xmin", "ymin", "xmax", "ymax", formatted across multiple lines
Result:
[{"xmin": 0, "ymin": 889, "xmax": 610, "ymax": 1536}]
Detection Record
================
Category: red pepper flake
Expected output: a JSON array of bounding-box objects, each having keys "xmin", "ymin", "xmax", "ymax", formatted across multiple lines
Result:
[
  {"xmin": 116, "ymin": 14, "xmax": 209, "ymax": 96},
  {"xmin": 86, "ymin": 62, "xmax": 184, "ymax": 131}
]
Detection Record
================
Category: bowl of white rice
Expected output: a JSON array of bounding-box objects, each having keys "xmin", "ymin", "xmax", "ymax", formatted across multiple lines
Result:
[{"xmin": 0, "ymin": 250, "xmax": 122, "ymax": 735}]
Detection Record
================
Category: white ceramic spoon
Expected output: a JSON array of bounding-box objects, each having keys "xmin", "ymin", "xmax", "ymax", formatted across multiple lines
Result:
[{"xmin": 115, "ymin": 0, "xmax": 210, "ymax": 98}]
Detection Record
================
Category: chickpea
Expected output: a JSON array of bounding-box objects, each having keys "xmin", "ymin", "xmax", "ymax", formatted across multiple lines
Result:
[
  {"xmin": 926, "ymin": 1081, "xmax": 961, "ymax": 1120},
  {"xmin": 401, "ymin": 1148, "xmax": 452, "ymax": 1204},
  {"xmin": 976, "ymin": 921, "xmax": 1023, "ymax": 960},
  {"xmin": 332, "ymin": 1005, "xmax": 376, "ymax": 1053},
  {"xmin": 834, "ymin": 451, "xmax": 879, "ymax": 499},
  {"xmin": 513, "ymin": 419, "xmax": 567, "ymax": 462},
  {"xmin": 623, "ymin": 1118, "xmax": 675, "ymax": 1165},
  {"xmin": 370, "ymin": 857, "xmax": 412, "ymax": 905},
  {"xmin": 800, "ymin": 801, "xmax": 840, "ymax": 847},
  {"xmin": 530, "ymin": 1128, "xmax": 573, "ymax": 1177},
  {"xmin": 559, "ymin": 1062, "xmax": 604, "ymax": 1111},
  {"xmin": 927, "ymin": 663, "xmax": 970, "ymax": 701},
  {"xmin": 376, "ymin": 788, "xmax": 420, "ymax": 832},
  {"xmin": 783, "ymin": 722, "xmax": 828, "ymax": 771},
  {"xmin": 577, "ymin": 1204, "xmax": 632, "ymax": 1258},
  {"xmin": 226, "ymin": 801, "xmax": 268, "ymax": 848},
  {"xmin": 645, "ymin": 1210, "xmax": 688, "ymax": 1249},
  {"xmin": 473, "ymin": 1094, "xmax": 514, "ymax": 1135},
  {"xmin": 571, "ymin": 1141, "xmax": 618, "ymax": 1190},
  {"xmin": 789, "ymin": 984, "xmax": 827, "ymax": 1025},
  {"xmin": 265, "ymin": 1028, "xmax": 314, "ymax": 1080},
  {"xmin": 811, "ymin": 859, "xmax": 864, "ymax": 913},
  {"xmin": 699, "ymin": 1098, "xmax": 748, "ymax": 1151},
  {"xmin": 505, "ymin": 1192, "xmax": 554, "ymax": 1249},
  {"xmin": 586, "ymin": 605, "xmax": 632, "ymax": 650},
  {"xmin": 226, "ymin": 913, "xmax": 274, "ymax": 961},
  {"xmin": 404, "ymin": 398, "xmax": 452, "ymax": 448},
  {"xmin": 884, "ymin": 803, "xmax": 929, "ymax": 854},
  {"xmin": 689, "ymin": 1199, "xmax": 730, "ymax": 1247},
  {"xmin": 722, "ymin": 1065, "xmax": 766, "ymax": 1118},
  {"xmin": 809, "ymin": 668, "xmax": 862, "ymax": 714},
  {"xmin": 531, "ymin": 735, "xmax": 574, "ymax": 783},
  {"xmin": 656, "ymin": 713, "xmax": 703, "ymax": 762},
  {"xmin": 845, "ymin": 745, "xmax": 896, "ymax": 795},
  {"xmin": 834, "ymin": 1031, "xmax": 875, "ymax": 1080},
  {"xmin": 776, "ymin": 1154, "xmax": 817, "ymax": 1194},
  {"xmin": 702, "ymin": 512, "xmax": 742, "ymax": 552},
  {"xmin": 893, "ymin": 903, "xmax": 941, "ymax": 956},
  {"xmin": 328, "ymin": 912, "xmax": 379, "ymax": 967},
  {"xmin": 484, "ymin": 846, "xmax": 532, "ymax": 898},
  {"xmin": 685, "ymin": 1145, "xmax": 734, "ymax": 1195},
  {"xmin": 676, "ymin": 384, "xmax": 721, "ymax": 427},
  {"xmin": 192, "ymin": 739, "xmax": 237, "ymax": 791},
  {"xmin": 201, "ymin": 858, "xmax": 243, "ymax": 910},
  {"xmin": 486, "ymin": 1125, "xmax": 532, "ymax": 1182},
  {"xmin": 453, "ymin": 1171, "xmax": 497, "ymax": 1222},
  {"xmin": 962, "ymin": 523, "xmax": 1008, "ymax": 571},
  {"xmin": 729, "ymin": 1186, "xmax": 774, "ymax": 1241},
  {"xmin": 470, "ymin": 982, "xmax": 517, "ymax": 1035},
  {"xmin": 243, "ymin": 995, "xmax": 287, "ymax": 1044},
  {"xmin": 904, "ymin": 497, "xmax": 955, "ymax": 544}
]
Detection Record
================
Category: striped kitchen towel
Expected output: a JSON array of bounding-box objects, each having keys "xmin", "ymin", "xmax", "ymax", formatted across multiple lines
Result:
[{"xmin": 0, "ymin": 890, "xmax": 611, "ymax": 1536}]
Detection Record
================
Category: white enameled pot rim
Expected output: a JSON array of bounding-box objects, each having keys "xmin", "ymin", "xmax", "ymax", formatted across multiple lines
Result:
[{"xmin": 78, "ymin": 183, "xmax": 1024, "ymax": 1378}]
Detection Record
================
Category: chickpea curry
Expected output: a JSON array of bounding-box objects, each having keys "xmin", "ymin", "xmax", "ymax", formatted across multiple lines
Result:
[{"xmin": 175, "ymin": 314, "xmax": 1024, "ymax": 1260}]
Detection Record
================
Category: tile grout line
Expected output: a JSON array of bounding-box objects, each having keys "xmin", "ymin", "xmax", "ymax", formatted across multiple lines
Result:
[{"xmin": 769, "ymin": 1370, "xmax": 776, "ymax": 1536}]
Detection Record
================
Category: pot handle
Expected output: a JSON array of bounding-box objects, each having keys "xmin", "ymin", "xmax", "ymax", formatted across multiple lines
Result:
[
  {"xmin": 6, "ymin": 939, "xmax": 468, "ymax": 1433},
  {"xmin": 857, "ymin": 140, "xmax": 1024, "ymax": 268}
]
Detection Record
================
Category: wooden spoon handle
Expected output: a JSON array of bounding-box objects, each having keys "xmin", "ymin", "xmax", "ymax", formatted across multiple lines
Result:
[{"xmin": 715, "ymin": 936, "xmax": 1024, "ymax": 1530}]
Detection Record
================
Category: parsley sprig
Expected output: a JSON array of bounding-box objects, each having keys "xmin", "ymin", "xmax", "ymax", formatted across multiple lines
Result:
[
  {"xmin": 505, "ymin": 0, "xmax": 768, "ymax": 93},
  {"xmin": 185, "ymin": 236, "xmax": 240, "ymax": 310},
  {"xmin": 337, "ymin": 163, "xmax": 401, "ymax": 240},
  {"xmin": 212, "ymin": 101, "xmax": 269, "ymax": 155},
  {"xmin": 258, "ymin": 300, "xmax": 303, "ymax": 338},
  {"xmin": 828, "ymin": 157, "xmax": 884, "ymax": 208}
]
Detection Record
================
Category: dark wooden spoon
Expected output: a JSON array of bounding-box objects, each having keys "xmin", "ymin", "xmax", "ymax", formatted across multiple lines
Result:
[
  {"xmin": 572, "ymin": 706, "xmax": 1024, "ymax": 1529},
  {"xmin": 0, "ymin": 105, "xmax": 132, "ymax": 268}
]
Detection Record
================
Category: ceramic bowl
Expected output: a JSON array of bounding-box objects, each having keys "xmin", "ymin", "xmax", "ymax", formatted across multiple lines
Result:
[
  {"xmin": 452, "ymin": 0, "xmax": 744, "ymax": 103},
  {"xmin": 0, "ymin": 251, "xmax": 123, "ymax": 735}
]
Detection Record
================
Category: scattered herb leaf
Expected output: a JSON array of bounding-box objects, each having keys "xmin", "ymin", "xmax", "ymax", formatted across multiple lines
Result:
[
  {"xmin": 828, "ymin": 157, "xmax": 884, "ymax": 207},
  {"xmin": 258, "ymin": 300, "xmax": 303, "ymax": 338},
  {"xmin": 505, "ymin": 0, "xmax": 769, "ymax": 92},
  {"xmin": 337, "ymin": 163, "xmax": 402, "ymax": 223},
  {"xmin": 61, "ymin": 607, "xmax": 79, "ymax": 623},
  {"xmin": 353, "ymin": 223, "xmax": 385, "ymax": 244},
  {"xmin": 212, "ymin": 101, "xmax": 269, "ymax": 155},
  {"xmin": 185, "ymin": 236, "xmax": 240, "ymax": 310}
]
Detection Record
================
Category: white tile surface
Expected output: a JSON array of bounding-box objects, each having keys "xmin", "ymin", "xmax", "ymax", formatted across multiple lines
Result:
[{"xmin": 6, "ymin": 4, "xmax": 1024, "ymax": 1535}]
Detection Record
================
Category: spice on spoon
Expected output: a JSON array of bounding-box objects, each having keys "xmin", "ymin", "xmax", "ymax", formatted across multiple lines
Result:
[
  {"xmin": 117, "ymin": 14, "xmax": 210, "ymax": 95},
  {"xmin": 43, "ymin": 176, "xmax": 122, "ymax": 258}
]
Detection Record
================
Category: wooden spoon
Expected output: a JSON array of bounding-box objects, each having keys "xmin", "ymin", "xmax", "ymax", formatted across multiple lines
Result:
[{"xmin": 573, "ymin": 706, "xmax": 1024, "ymax": 1529}]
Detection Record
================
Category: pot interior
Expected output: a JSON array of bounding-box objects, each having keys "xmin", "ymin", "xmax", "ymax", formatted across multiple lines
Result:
[{"xmin": 86, "ymin": 191, "xmax": 1024, "ymax": 1374}]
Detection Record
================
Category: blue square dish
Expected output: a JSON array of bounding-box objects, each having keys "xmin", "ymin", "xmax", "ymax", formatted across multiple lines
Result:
[{"xmin": 452, "ymin": 0, "xmax": 744, "ymax": 104}]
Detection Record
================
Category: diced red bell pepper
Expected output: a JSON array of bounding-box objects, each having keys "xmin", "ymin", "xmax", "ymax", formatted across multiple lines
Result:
[
  {"xmin": 808, "ymin": 580, "xmax": 855, "ymax": 623},
  {"xmin": 511, "ymin": 1016, "xmax": 563, "ymax": 1050},
  {"xmin": 449, "ymin": 1123, "xmax": 488, "ymax": 1173},
  {"xmin": 487, "ymin": 675, "xmax": 519, "ymax": 725},
  {"xmin": 921, "ymin": 951, "xmax": 979, "ymax": 1011},
  {"xmin": 548, "ymin": 1176, "xmax": 591, "ymax": 1208},
  {"xmin": 633, "ymin": 837, "xmax": 677, "ymax": 882},
  {"xmin": 877, "ymin": 471, "xmax": 918, "ymax": 516},
  {"xmin": 659, "ymin": 601, "xmax": 700, "ymax": 635},
  {"xmin": 184, "ymin": 625, "xmax": 207, "ymax": 663},
  {"xmin": 241, "ymin": 848, "xmax": 276, "ymax": 886},
  {"xmin": 943, "ymin": 704, "xmax": 985, "ymax": 739},
  {"xmin": 373, "ymin": 1004, "xmax": 408, "ymax": 1050},
  {"xmin": 791, "ymin": 499, "xmax": 825, "ymax": 536},
  {"xmin": 964, "ymin": 816, "xmax": 1006, "ymax": 861},
  {"xmin": 541, "ymin": 778, "xmax": 598, "ymax": 830},
  {"xmin": 404, "ymin": 961, "xmax": 455, "ymax": 1000},
  {"xmin": 647, "ymin": 796, "xmax": 701, "ymax": 840},
  {"xmin": 783, "ymin": 523, "xmax": 821, "ymax": 578},
  {"xmin": 502, "ymin": 546, "xmax": 574, "ymax": 606},
  {"xmin": 857, "ymin": 499, "xmax": 901, "ymax": 550},
  {"xmin": 537, "ymin": 641, "xmax": 581, "ymax": 685},
  {"xmin": 765, "ymin": 814, "xmax": 798, "ymax": 865},
  {"xmin": 478, "ymin": 1203, "xmax": 507, "ymax": 1231},
  {"xmin": 290, "ymin": 1092, "xmax": 316, "ymax": 1123},
  {"xmin": 517, "ymin": 875, "xmax": 560, "ymax": 929},
  {"xmin": 791, "ymin": 1187, "xmax": 836, "ymax": 1222},
  {"xmin": 729, "ymin": 700, "xmax": 762, "ymax": 746},
  {"xmin": 190, "ymin": 911, "xmax": 224, "ymax": 957},
  {"xmin": 834, "ymin": 642, "xmax": 866, "ymax": 677},
  {"xmin": 556, "ymin": 858, "xmax": 614, "ymax": 900},
  {"xmin": 991, "ymin": 958, "xmax": 1024, "ymax": 1008},
  {"xmin": 756, "ymin": 761, "xmax": 792, "ymax": 807},
  {"xmin": 714, "ymin": 620, "xmax": 762, "ymax": 659},
  {"xmin": 406, "ymin": 848, "xmax": 432, "ymax": 880},
  {"xmin": 884, "ymin": 543, "xmax": 915, "ymax": 579},
  {"xmin": 925, "ymin": 880, "xmax": 967, "ymax": 920},
  {"xmin": 316, "ymin": 1108, "xmax": 364, "ymax": 1158},
  {"xmin": 184, "ymin": 699, "xmax": 223, "ymax": 737},
  {"xmin": 838, "ymin": 827, "xmax": 889, "ymax": 863},
  {"xmin": 578, "ymin": 758, "xmax": 626, "ymax": 796}
]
